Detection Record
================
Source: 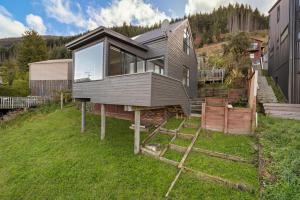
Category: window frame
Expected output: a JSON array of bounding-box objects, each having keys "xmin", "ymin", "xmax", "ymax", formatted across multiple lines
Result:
[
  {"xmin": 146, "ymin": 56, "xmax": 165, "ymax": 75},
  {"xmin": 183, "ymin": 28, "xmax": 192, "ymax": 55},
  {"xmin": 107, "ymin": 44, "xmax": 147, "ymax": 77},
  {"xmin": 277, "ymin": 6, "xmax": 280, "ymax": 23},
  {"xmin": 182, "ymin": 66, "xmax": 190, "ymax": 87},
  {"xmin": 74, "ymin": 40, "xmax": 105, "ymax": 83}
]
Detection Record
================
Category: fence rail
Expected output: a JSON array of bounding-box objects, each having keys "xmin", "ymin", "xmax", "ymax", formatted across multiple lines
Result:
[
  {"xmin": 0, "ymin": 96, "xmax": 48, "ymax": 109},
  {"xmin": 198, "ymin": 69, "xmax": 226, "ymax": 83}
]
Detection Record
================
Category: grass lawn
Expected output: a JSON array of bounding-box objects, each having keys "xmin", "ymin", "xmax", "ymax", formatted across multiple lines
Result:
[
  {"xmin": 258, "ymin": 115, "xmax": 300, "ymax": 200},
  {"xmin": 0, "ymin": 105, "xmax": 180, "ymax": 199},
  {"xmin": 163, "ymin": 149, "xmax": 183, "ymax": 162},
  {"xmin": 163, "ymin": 117, "xmax": 183, "ymax": 130},
  {"xmin": 171, "ymin": 137, "xmax": 192, "ymax": 147},
  {"xmin": 194, "ymin": 130, "xmax": 256, "ymax": 160},
  {"xmin": 179, "ymin": 127, "xmax": 198, "ymax": 135},
  {"xmin": 185, "ymin": 152, "xmax": 259, "ymax": 188},
  {"xmin": 148, "ymin": 133, "xmax": 173, "ymax": 148},
  {"xmin": 170, "ymin": 173, "xmax": 257, "ymax": 200},
  {"xmin": 185, "ymin": 117, "xmax": 201, "ymax": 126}
]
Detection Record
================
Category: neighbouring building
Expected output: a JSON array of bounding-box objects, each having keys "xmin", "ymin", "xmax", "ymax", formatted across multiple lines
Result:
[
  {"xmin": 248, "ymin": 37, "xmax": 264, "ymax": 65},
  {"xmin": 29, "ymin": 59, "xmax": 72, "ymax": 97},
  {"xmin": 66, "ymin": 19, "xmax": 198, "ymax": 154},
  {"xmin": 268, "ymin": 0, "xmax": 300, "ymax": 103}
]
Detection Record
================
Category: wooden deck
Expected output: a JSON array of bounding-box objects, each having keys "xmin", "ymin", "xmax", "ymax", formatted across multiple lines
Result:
[
  {"xmin": 198, "ymin": 69, "xmax": 225, "ymax": 83},
  {"xmin": 263, "ymin": 103, "xmax": 300, "ymax": 120},
  {"xmin": 0, "ymin": 96, "xmax": 47, "ymax": 109}
]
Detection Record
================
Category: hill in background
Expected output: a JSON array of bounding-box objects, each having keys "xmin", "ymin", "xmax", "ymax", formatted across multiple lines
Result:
[{"xmin": 0, "ymin": 3, "xmax": 268, "ymax": 65}]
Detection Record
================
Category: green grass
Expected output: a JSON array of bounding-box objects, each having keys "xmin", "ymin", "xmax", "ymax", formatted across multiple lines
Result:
[
  {"xmin": 172, "ymin": 137, "xmax": 192, "ymax": 147},
  {"xmin": 185, "ymin": 152, "xmax": 259, "ymax": 188},
  {"xmin": 179, "ymin": 127, "xmax": 198, "ymax": 135},
  {"xmin": 262, "ymin": 70, "xmax": 286, "ymax": 103},
  {"xmin": 163, "ymin": 117, "xmax": 183, "ymax": 130},
  {"xmin": 258, "ymin": 115, "xmax": 300, "ymax": 200},
  {"xmin": 163, "ymin": 149, "xmax": 183, "ymax": 162},
  {"xmin": 0, "ymin": 106, "xmax": 180, "ymax": 199},
  {"xmin": 194, "ymin": 130, "xmax": 256, "ymax": 160},
  {"xmin": 170, "ymin": 173, "xmax": 257, "ymax": 200},
  {"xmin": 148, "ymin": 133, "xmax": 173, "ymax": 147},
  {"xmin": 185, "ymin": 117, "xmax": 201, "ymax": 126}
]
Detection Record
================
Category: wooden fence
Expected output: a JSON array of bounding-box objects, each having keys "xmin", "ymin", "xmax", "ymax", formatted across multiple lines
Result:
[
  {"xmin": 201, "ymin": 69, "xmax": 258, "ymax": 135},
  {"xmin": 0, "ymin": 96, "xmax": 48, "ymax": 109},
  {"xmin": 198, "ymin": 69, "xmax": 226, "ymax": 83}
]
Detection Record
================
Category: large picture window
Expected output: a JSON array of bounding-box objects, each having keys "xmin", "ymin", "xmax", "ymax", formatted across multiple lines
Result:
[{"xmin": 74, "ymin": 42, "xmax": 104, "ymax": 82}]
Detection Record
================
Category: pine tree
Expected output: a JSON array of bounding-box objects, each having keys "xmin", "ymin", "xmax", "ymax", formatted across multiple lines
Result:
[{"xmin": 17, "ymin": 30, "xmax": 48, "ymax": 72}]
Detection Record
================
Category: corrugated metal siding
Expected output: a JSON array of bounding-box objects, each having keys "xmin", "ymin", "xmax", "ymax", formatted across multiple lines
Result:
[{"xmin": 166, "ymin": 21, "xmax": 198, "ymax": 98}]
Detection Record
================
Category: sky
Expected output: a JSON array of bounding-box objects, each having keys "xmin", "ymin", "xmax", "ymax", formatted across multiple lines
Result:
[{"xmin": 0, "ymin": 0, "xmax": 277, "ymax": 39}]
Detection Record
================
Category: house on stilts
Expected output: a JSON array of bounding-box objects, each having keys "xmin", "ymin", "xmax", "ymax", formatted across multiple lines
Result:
[{"xmin": 66, "ymin": 19, "xmax": 198, "ymax": 154}]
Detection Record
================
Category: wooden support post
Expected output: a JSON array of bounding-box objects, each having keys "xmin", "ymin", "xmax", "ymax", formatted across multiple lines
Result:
[
  {"xmin": 101, "ymin": 104, "xmax": 106, "ymax": 140},
  {"xmin": 201, "ymin": 102, "xmax": 206, "ymax": 129},
  {"xmin": 60, "ymin": 92, "xmax": 63, "ymax": 110},
  {"xmin": 224, "ymin": 104, "xmax": 228, "ymax": 134},
  {"xmin": 81, "ymin": 101, "xmax": 86, "ymax": 133},
  {"xmin": 134, "ymin": 110, "xmax": 141, "ymax": 154}
]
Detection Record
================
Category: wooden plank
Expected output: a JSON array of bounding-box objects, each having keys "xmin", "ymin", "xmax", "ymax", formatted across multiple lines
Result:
[
  {"xmin": 165, "ymin": 168, "xmax": 183, "ymax": 198},
  {"xmin": 183, "ymin": 167, "xmax": 255, "ymax": 193},
  {"xmin": 134, "ymin": 110, "xmax": 141, "ymax": 154},
  {"xmin": 178, "ymin": 127, "xmax": 201, "ymax": 168},
  {"xmin": 192, "ymin": 147, "xmax": 249, "ymax": 163}
]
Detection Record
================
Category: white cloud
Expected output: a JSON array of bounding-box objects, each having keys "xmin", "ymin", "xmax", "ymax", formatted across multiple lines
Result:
[
  {"xmin": 42, "ymin": 0, "xmax": 170, "ymax": 31},
  {"xmin": 87, "ymin": 0, "xmax": 170, "ymax": 29},
  {"xmin": 0, "ymin": 5, "xmax": 26, "ymax": 38},
  {"xmin": 43, "ymin": 0, "xmax": 87, "ymax": 28},
  {"xmin": 185, "ymin": 0, "xmax": 278, "ymax": 15},
  {"xmin": 26, "ymin": 14, "xmax": 47, "ymax": 35}
]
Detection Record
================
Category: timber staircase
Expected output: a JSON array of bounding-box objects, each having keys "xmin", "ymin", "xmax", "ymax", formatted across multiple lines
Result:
[
  {"xmin": 257, "ymin": 76, "xmax": 278, "ymax": 103},
  {"xmin": 190, "ymin": 98, "xmax": 204, "ymax": 117},
  {"xmin": 255, "ymin": 63, "xmax": 278, "ymax": 104}
]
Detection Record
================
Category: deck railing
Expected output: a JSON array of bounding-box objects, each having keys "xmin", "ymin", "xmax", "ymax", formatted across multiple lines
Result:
[
  {"xmin": 198, "ymin": 69, "xmax": 226, "ymax": 83},
  {"xmin": 0, "ymin": 96, "xmax": 48, "ymax": 109}
]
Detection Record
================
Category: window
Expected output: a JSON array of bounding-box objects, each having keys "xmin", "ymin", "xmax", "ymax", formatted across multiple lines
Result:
[
  {"xmin": 74, "ymin": 42, "xmax": 104, "ymax": 82},
  {"xmin": 146, "ymin": 57, "xmax": 164, "ymax": 75},
  {"xmin": 280, "ymin": 26, "xmax": 289, "ymax": 43},
  {"xmin": 108, "ymin": 45, "xmax": 146, "ymax": 76},
  {"xmin": 277, "ymin": 6, "xmax": 280, "ymax": 23},
  {"xmin": 250, "ymin": 42, "xmax": 259, "ymax": 50},
  {"xmin": 183, "ymin": 28, "xmax": 191, "ymax": 55},
  {"xmin": 108, "ymin": 46, "xmax": 122, "ymax": 76},
  {"xmin": 137, "ymin": 57, "xmax": 146, "ymax": 73},
  {"xmin": 183, "ymin": 67, "xmax": 190, "ymax": 87},
  {"xmin": 123, "ymin": 52, "xmax": 136, "ymax": 74}
]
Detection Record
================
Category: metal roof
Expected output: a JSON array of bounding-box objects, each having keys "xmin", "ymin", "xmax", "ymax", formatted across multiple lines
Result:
[
  {"xmin": 66, "ymin": 19, "xmax": 186, "ymax": 50},
  {"xmin": 66, "ymin": 27, "xmax": 148, "ymax": 51},
  {"xmin": 132, "ymin": 20, "xmax": 186, "ymax": 43}
]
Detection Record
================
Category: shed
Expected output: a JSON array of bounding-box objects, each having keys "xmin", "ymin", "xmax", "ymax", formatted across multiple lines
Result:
[{"xmin": 29, "ymin": 59, "xmax": 72, "ymax": 97}]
